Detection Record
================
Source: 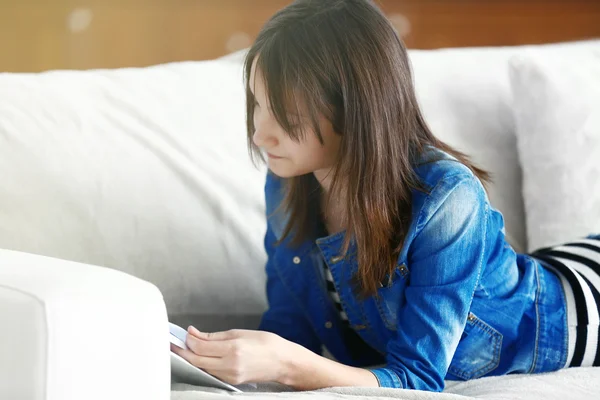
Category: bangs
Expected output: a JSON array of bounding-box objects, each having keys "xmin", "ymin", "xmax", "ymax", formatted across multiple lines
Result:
[{"xmin": 244, "ymin": 31, "xmax": 330, "ymax": 152}]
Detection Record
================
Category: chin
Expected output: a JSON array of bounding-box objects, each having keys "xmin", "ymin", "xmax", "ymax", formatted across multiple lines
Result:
[
  {"xmin": 267, "ymin": 164, "xmax": 307, "ymax": 179},
  {"xmin": 268, "ymin": 167, "xmax": 297, "ymax": 179}
]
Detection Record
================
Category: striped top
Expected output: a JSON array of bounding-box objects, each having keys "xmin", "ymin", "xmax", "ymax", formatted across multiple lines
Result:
[
  {"xmin": 531, "ymin": 236, "xmax": 600, "ymax": 368},
  {"xmin": 322, "ymin": 259, "xmax": 350, "ymax": 323},
  {"xmin": 319, "ymin": 254, "xmax": 383, "ymax": 363}
]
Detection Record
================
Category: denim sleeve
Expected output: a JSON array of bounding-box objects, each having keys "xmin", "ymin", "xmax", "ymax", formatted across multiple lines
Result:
[
  {"xmin": 257, "ymin": 174, "xmax": 322, "ymax": 355},
  {"xmin": 370, "ymin": 174, "xmax": 489, "ymax": 391}
]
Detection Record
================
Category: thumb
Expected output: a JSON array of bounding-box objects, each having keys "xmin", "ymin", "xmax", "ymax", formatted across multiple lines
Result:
[{"xmin": 187, "ymin": 326, "xmax": 238, "ymax": 341}]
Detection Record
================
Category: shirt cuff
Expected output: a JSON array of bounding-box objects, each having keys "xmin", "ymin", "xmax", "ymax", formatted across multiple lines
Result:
[{"xmin": 368, "ymin": 367, "xmax": 403, "ymax": 388}]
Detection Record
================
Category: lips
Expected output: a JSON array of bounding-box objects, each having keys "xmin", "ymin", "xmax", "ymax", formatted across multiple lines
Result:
[{"xmin": 267, "ymin": 153, "xmax": 283, "ymax": 159}]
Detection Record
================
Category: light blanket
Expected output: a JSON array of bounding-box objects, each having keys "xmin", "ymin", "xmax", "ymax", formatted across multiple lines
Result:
[{"xmin": 172, "ymin": 367, "xmax": 600, "ymax": 400}]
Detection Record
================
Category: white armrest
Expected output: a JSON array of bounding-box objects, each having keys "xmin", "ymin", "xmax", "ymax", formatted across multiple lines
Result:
[{"xmin": 0, "ymin": 249, "xmax": 170, "ymax": 400}]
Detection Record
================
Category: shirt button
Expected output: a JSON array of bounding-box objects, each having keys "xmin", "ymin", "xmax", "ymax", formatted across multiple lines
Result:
[
  {"xmin": 325, "ymin": 321, "xmax": 333, "ymax": 329},
  {"xmin": 293, "ymin": 256, "xmax": 301, "ymax": 264},
  {"xmin": 331, "ymin": 255, "xmax": 344, "ymax": 263}
]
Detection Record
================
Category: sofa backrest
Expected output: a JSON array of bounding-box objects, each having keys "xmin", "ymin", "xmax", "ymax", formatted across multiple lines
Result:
[
  {"xmin": 0, "ymin": 42, "xmax": 593, "ymax": 329},
  {"xmin": 0, "ymin": 60, "xmax": 269, "ymax": 329}
]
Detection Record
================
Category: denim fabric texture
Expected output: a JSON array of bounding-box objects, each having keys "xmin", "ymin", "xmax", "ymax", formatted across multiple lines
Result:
[{"xmin": 258, "ymin": 148, "xmax": 568, "ymax": 391}]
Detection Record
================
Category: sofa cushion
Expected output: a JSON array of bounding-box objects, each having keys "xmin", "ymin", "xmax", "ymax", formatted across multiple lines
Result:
[
  {"xmin": 0, "ymin": 60, "xmax": 269, "ymax": 329},
  {"xmin": 409, "ymin": 47, "xmax": 527, "ymax": 252},
  {"xmin": 510, "ymin": 45, "xmax": 600, "ymax": 251}
]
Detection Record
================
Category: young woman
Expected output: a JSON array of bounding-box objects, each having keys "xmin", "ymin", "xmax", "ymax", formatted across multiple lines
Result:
[{"xmin": 171, "ymin": 0, "xmax": 600, "ymax": 392}]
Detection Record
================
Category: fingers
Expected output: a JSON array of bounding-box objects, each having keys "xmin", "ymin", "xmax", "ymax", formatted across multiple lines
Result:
[
  {"xmin": 170, "ymin": 343, "xmax": 187, "ymax": 359},
  {"xmin": 185, "ymin": 334, "xmax": 233, "ymax": 357},
  {"xmin": 170, "ymin": 343, "xmax": 222, "ymax": 370}
]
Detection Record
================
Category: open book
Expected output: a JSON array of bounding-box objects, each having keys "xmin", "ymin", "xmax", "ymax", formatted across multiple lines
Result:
[{"xmin": 170, "ymin": 322, "xmax": 254, "ymax": 392}]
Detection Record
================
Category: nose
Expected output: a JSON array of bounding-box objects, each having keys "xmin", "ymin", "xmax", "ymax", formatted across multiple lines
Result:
[
  {"xmin": 252, "ymin": 127, "xmax": 268, "ymax": 147},
  {"xmin": 252, "ymin": 115, "xmax": 278, "ymax": 148}
]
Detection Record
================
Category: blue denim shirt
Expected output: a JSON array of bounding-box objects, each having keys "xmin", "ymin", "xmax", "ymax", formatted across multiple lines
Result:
[{"xmin": 258, "ymin": 148, "xmax": 568, "ymax": 391}]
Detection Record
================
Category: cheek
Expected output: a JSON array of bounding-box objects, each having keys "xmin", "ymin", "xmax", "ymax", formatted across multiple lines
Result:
[
  {"xmin": 312, "ymin": 146, "xmax": 331, "ymax": 165},
  {"xmin": 308, "ymin": 137, "xmax": 338, "ymax": 167},
  {"xmin": 323, "ymin": 131, "xmax": 341, "ymax": 157},
  {"xmin": 298, "ymin": 143, "xmax": 331, "ymax": 169},
  {"xmin": 280, "ymin": 131, "xmax": 338, "ymax": 172}
]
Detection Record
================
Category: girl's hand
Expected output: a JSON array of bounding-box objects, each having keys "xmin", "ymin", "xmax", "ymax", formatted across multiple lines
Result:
[{"xmin": 170, "ymin": 326, "xmax": 295, "ymax": 385}]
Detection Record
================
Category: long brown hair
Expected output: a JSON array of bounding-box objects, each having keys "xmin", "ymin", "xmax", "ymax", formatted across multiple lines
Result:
[{"xmin": 244, "ymin": 0, "xmax": 490, "ymax": 298}]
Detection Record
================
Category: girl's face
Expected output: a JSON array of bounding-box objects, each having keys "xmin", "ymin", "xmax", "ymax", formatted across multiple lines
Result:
[{"xmin": 249, "ymin": 59, "xmax": 341, "ymax": 183}]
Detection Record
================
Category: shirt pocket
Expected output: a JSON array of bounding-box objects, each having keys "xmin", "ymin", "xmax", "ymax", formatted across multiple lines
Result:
[
  {"xmin": 374, "ymin": 263, "xmax": 410, "ymax": 330},
  {"xmin": 448, "ymin": 312, "xmax": 503, "ymax": 380}
]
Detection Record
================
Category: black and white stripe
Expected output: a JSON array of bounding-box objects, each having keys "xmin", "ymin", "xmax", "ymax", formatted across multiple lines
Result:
[
  {"xmin": 319, "ymin": 257, "xmax": 383, "ymax": 362},
  {"xmin": 531, "ymin": 236, "xmax": 600, "ymax": 367},
  {"xmin": 323, "ymin": 261, "xmax": 350, "ymax": 323}
]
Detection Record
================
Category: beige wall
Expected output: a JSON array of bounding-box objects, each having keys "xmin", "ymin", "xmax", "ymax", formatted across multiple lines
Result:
[{"xmin": 2, "ymin": 0, "xmax": 600, "ymax": 73}]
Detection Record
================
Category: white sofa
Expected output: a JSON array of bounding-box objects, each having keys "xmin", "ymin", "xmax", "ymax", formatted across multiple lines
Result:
[{"xmin": 1, "ymin": 40, "xmax": 599, "ymax": 400}]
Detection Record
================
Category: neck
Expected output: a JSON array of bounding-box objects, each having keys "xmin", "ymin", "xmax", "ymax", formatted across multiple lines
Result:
[{"xmin": 314, "ymin": 168, "xmax": 348, "ymax": 234}]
